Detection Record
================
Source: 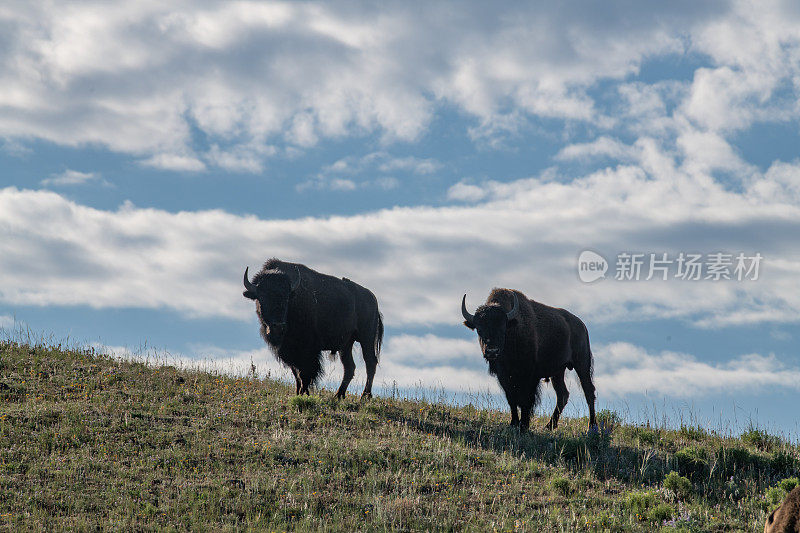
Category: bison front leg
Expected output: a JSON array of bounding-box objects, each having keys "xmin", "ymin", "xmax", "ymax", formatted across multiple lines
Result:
[
  {"xmin": 291, "ymin": 367, "xmax": 302, "ymax": 395},
  {"xmin": 297, "ymin": 357, "xmax": 322, "ymax": 396},
  {"xmin": 520, "ymin": 405, "xmax": 532, "ymax": 431},
  {"xmin": 505, "ymin": 395, "xmax": 519, "ymax": 427}
]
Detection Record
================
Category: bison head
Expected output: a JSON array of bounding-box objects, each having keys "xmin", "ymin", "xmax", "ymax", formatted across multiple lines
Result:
[
  {"xmin": 243, "ymin": 266, "xmax": 300, "ymax": 345},
  {"xmin": 461, "ymin": 292, "xmax": 519, "ymax": 361}
]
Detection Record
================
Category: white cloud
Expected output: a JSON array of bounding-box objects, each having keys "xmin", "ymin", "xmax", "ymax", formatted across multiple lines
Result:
[
  {"xmin": 377, "ymin": 335, "xmax": 800, "ymax": 401},
  {"xmin": 186, "ymin": 335, "xmax": 495, "ymax": 398},
  {"xmin": 205, "ymin": 143, "xmax": 276, "ymax": 173},
  {"xmin": 555, "ymin": 136, "xmax": 637, "ymax": 162},
  {"xmin": 297, "ymin": 176, "xmax": 357, "ymax": 192},
  {"xmin": 91, "ymin": 334, "xmax": 492, "ymax": 398},
  {"xmin": 376, "ymin": 156, "xmax": 440, "ymax": 175},
  {"xmin": 677, "ymin": 129, "xmax": 754, "ymax": 177},
  {"xmin": 111, "ymin": 334, "xmax": 800, "ymax": 404},
  {"xmin": 375, "ymin": 177, "xmax": 400, "ymax": 190},
  {"xmin": 93, "ymin": 342, "xmax": 290, "ymax": 380},
  {"xmin": 6, "ymin": 2, "xmax": 793, "ymax": 169},
  {"xmin": 749, "ymin": 160, "xmax": 800, "ymax": 204},
  {"xmin": 595, "ymin": 342, "xmax": 800, "ymax": 397},
  {"xmin": 321, "ymin": 152, "xmax": 440, "ymax": 178},
  {"xmin": 329, "ymin": 178, "xmax": 357, "ymax": 191},
  {"xmin": 0, "ymin": 314, "xmax": 14, "ymax": 329},
  {"xmin": 140, "ymin": 153, "xmax": 206, "ymax": 172},
  {"xmin": 287, "ymin": 113, "xmax": 318, "ymax": 148},
  {"xmin": 40, "ymin": 169, "xmax": 102, "ymax": 187},
  {"xmin": 678, "ymin": 5, "xmax": 800, "ymax": 135},
  {"xmin": 383, "ymin": 333, "xmax": 477, "ymax": 367},
  {"xmin": 300, "ymin": 151, "xmax": 436, "ymax": 191},
  {"xmin": 1, "ymin": 139, "xmax": 33, "ymax": 157},
  {"xmin": 3, "ymin": 140, "xmax": 800, "ymax": 329},
  {"xmin": 447, "ymin": 181, "xmax": 488, "ymax": 202}
]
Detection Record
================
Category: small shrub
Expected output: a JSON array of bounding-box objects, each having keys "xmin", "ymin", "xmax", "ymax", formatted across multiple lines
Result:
[
  {"xmin": 663, "ymin": 471, "xmax": 692, "ymax": 500},
  {"xmin": 289, "ymin": 395, "xmax": 320, "ymax": 413},
  {"xmin": 592, "ymin": 511, "xmax": 613, "ymax": 529},
  {"xmin": 584, "ymin": 427, "xmax": 611, "ymax": 450},
  {"xmin": 764, "ymin": 477, "xmax": 800, "ymax": 512},
  {"xmin": 679, "ymin": 425, "xmax": 705, "ymax": 442},
  {"xmin": 633, "ymin": 427, "xmax": 658, "ymax": 446},
  {"xmin": 626, "ymin": 491, "xmax": 656, "ymax": 517},
  {"xmin": 549, "ymin": 477, "xmax": 571, "ymax": 497},
  {"xmin": 574, "ymin": 477, "xmax": 592, "ymax": 492},
  {"xmin": 557, "ymin": 437, "xmax": 585, "ymax": 462},
  {"xmin": 596, "ymin": 409, "xmax": 621, "ymax": 431},
  {"xmin": 770, "ymin": 449, "xmax": 799, "ymax": 476},
  {"xmin": 674, "ymin": 446, "xmax": 710, "ymax": 479},
  {"xmin": 719, "ymin": 445, "xmax": 763, "ymax": 476},
  {"xmin": 363, "ymin": 401, "xmax": 386, "ymax": 416},
  {"xmin": 724, "ymin": 477, "xmax": 743, "ymax": 502},
  {"xmin": 649, "ymin": 502, "xmax": 674, "ymax": 522},
  {"xmin": 741, "ymin": 427, "xmax": 781, "ymax": 452},
  {"xmin": 766, "ymin": 486, "xmax": 785, "ymax": 506},
  {"xmin": 779, "ymin": 477, "xmax": 799, "ymax": 492}
]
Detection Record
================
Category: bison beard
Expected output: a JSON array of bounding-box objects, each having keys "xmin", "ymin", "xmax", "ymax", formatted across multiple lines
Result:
[
  {"xmin": 462, "ymin": 288, "xmax": 598, "ymax": 431},
  {"xmin": 244, "ymin": 258, "xmax": 383, "ymax": 398}
]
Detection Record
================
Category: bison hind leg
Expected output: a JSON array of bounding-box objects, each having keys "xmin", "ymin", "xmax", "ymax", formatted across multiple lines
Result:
[
  {"xmin": 360, "ymin": 338, "xmax": 378, "ymax": 400},
  {"xmin": 545, "ymin": 370, "xmax": 569, "ymax": 430},
  {"xmin": 335, "ymin": 339, "xmax": 356, "ymax": 399},
  {"xmin": 578, "ymin": 373, "xmax": 597, "ymax": 430},
  {"xmin": 574, "ymin": 358, "xmax": 597, "ymax": 430}
]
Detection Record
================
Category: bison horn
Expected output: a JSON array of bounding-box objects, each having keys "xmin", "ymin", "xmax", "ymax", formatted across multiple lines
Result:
[
  {"xmin": 243, "ymin": 267, "xmax": 258, "ymax": 293},
  {"xmin": 461, "ymin": 294, "xmax": 475, "ymax": 323},
  {"xmin": 507, "ymin": 292, "xmax": 520, "ymax": 321}
]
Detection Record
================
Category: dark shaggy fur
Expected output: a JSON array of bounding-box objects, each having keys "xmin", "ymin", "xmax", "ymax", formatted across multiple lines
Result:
[
  {"xmin": 462, "ymin": 288, "xmax": 597, "ymax": 431},
  {"xmin": 244, "ymin": 258, "xmax": 383, "ymax": 398},
  {"xmin": 766, "ymin": 486, "xmax": 800, "ymax": 533}
]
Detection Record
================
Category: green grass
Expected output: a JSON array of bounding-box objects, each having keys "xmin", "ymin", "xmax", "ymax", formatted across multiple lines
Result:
[{"xmin": 1, "ymin": 339, "xmax": 798, "ymax": 531}]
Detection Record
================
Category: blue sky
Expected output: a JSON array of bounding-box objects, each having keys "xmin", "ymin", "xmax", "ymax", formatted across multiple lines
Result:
[{"xmin": 2, "ymin": 1, "xmax": 800, "ymax": 438}]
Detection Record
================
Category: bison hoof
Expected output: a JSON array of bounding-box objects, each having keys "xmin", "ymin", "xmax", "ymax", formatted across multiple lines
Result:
[
  {"xmin": 545, "ymin": 421, "xmax": 557, "ymax": 430},
  {"xmin": 361, "ymin": 392, "xmax": 372, "ymax": 400}
]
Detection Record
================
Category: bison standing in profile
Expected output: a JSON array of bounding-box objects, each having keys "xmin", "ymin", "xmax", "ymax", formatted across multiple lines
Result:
[
  {"xmin": 243, "ymin": 258, "xmax": 383, "ymax": 398},
  {"xmin": 765, "ymin": 486, "xmax": 800, "ymax": 533},
  {"xmin": 461, "ymin": 288, "xmax": 597, "ymax": 431}
]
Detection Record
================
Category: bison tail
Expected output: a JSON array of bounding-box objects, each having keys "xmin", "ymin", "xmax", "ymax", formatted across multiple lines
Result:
[{"xmin": 374, "ymin": 312, "xmax": 384, "ymax": 361}]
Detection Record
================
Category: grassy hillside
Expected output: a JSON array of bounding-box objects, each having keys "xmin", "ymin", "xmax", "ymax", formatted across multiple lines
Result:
[{"xmin": 1, "ymin": 339, "xmax": 798, "ymax": 531}]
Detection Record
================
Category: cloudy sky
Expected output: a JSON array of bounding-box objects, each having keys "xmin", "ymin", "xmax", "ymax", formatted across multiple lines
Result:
[{"xmin": 3, "ymin": 1, "xmax": 800, "ymax": 437}]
